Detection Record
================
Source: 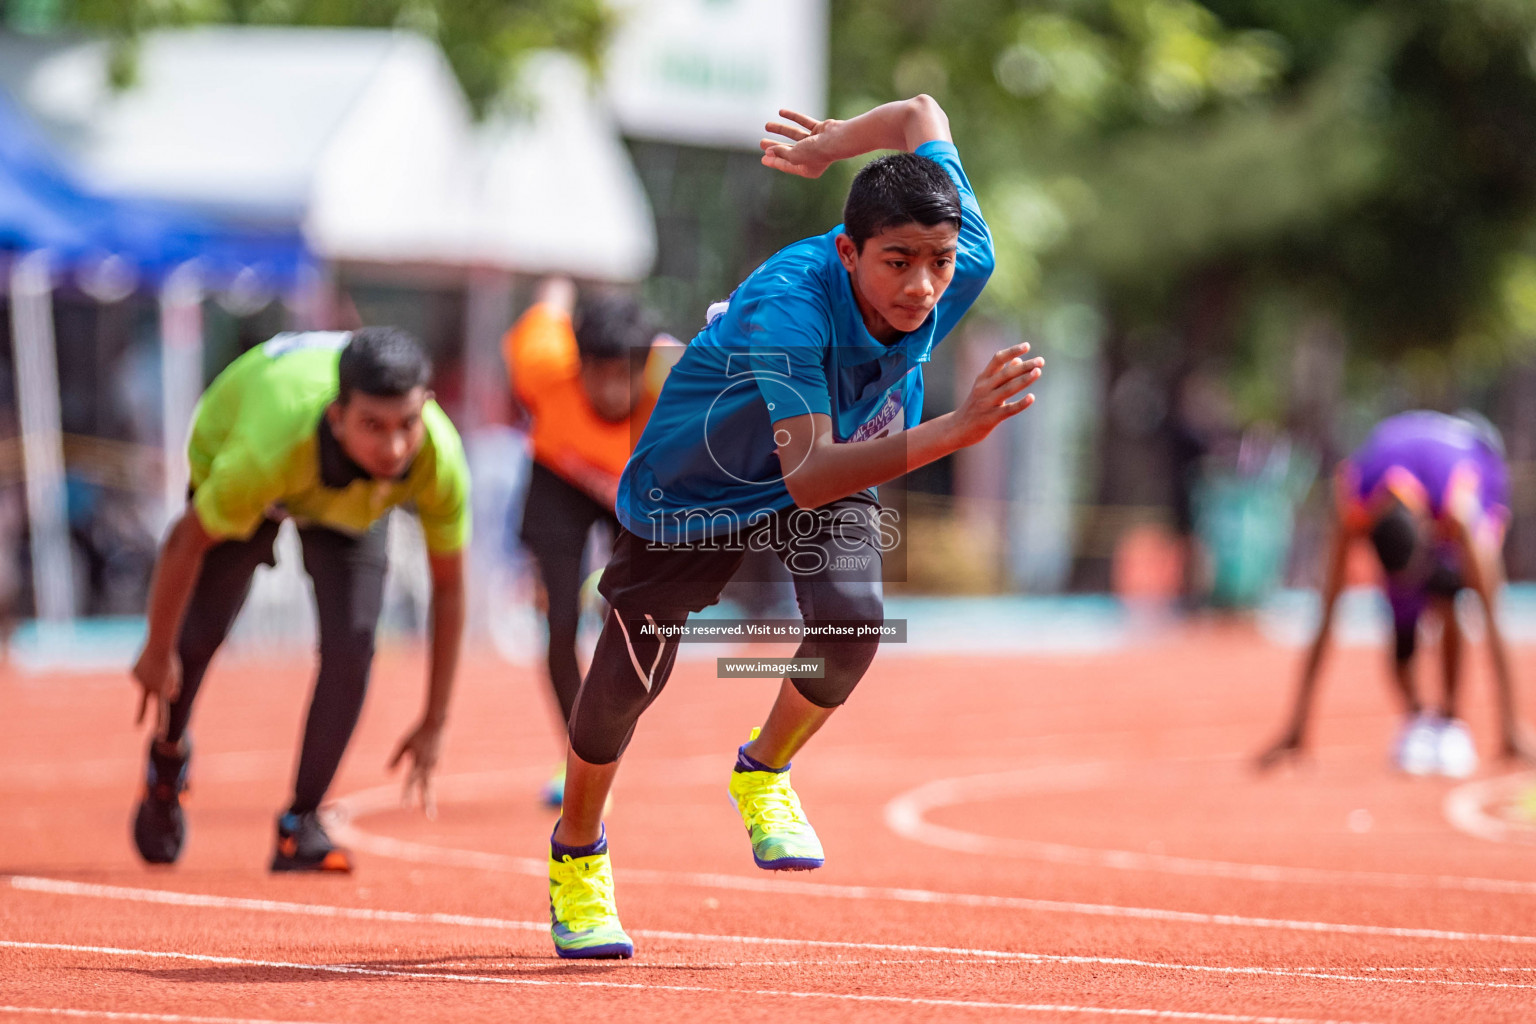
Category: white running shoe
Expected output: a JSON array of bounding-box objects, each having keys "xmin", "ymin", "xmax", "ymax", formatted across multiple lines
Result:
[
  {"xmin": 1435, "ymin": 718, "xmax": 1479, "ymax": 779},
  {"xmin": 1393, "ymin": 712, "xmax": 1440, "ymax": 775}
]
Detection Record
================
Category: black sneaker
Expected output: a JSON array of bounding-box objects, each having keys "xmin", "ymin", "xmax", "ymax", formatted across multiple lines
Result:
[
  {"xmin": 132, "ymin": 740, "xmax": 190, "ymax": 865},
  {"xmin": 270, "ymin": 810, "xmax": 353, "ymax": 873}
]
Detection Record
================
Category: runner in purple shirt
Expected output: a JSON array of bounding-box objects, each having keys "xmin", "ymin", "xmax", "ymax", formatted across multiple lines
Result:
[{"xmin": 1259, "ymin": 411, "xmax": 1531, "ymax": 776}]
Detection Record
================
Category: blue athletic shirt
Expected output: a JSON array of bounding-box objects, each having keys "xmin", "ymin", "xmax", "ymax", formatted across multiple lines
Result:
[{"xmin": 617, "ymin": 139, "xmax": 994, "ymax": 543}]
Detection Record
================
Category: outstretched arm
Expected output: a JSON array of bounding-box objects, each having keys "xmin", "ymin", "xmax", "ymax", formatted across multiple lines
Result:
[
  {"xmin": 131, "ymin": 507, "xmax": 218, "ymax": 733},
  {"xmin": 774, "ymin": 342, "xmax": 1041, "ymax": 510},
  {"xmin": 1257, "ymin": 514, "xmax": 1351, "ymax": 769},
  {"xmin": 389, "ymin": 548, "xmax": 465, "ymax": 817},
  {"xmin": 760, "ymin": 95, "xmax": 951, "ymax": 179},
  {"xmin": 533, "ymin": 276, "xmax": 576, "ymax": 315}
]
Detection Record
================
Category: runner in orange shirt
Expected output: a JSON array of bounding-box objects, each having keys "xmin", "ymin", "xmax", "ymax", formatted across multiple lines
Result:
[{"xmin": 504, "ymin": 278, "xmax": 678, "ymax": 805}]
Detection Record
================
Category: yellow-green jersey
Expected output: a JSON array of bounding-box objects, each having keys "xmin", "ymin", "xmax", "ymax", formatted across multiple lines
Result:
[{"xmin": 187, "ymin": 332, "xmax": 471, "ymax": 554}]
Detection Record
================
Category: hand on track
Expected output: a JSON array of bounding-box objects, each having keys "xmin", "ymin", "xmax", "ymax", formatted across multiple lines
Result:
[
  {"xmin": 1255, "ymin": 730, "xmax": 1307, "ymax": 771},
  {"xmin": 389, "ymin": 719, "xmax": 445, "ymax": 820},
  {"xmin": 131, "ymin": 645, "xmax": 182, "ymax": 737}
]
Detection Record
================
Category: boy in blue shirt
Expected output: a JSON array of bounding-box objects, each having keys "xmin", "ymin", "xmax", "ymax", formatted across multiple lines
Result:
[{"xmin": 546, "ymin": 95, "xmax": 1044, "ymax": 958}]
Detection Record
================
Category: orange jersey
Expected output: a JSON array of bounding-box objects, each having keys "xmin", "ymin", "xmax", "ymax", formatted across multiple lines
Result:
[{"xmin": 503, "ymin": 303, "xmax": 670, "ymax": 506}]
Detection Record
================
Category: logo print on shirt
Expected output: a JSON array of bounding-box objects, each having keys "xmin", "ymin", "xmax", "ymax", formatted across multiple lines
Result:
[{"xmin": 846, "ymin": 387, "xmax": 906, "ymax": 443}]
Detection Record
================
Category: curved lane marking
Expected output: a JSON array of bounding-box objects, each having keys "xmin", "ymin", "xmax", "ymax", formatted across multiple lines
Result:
[
  {"xmin": 1444, "ymin": 771, "xmax": 1536, "ymax": 846},
  {"xmin": 882, "ymin": 763, "xmax": 1536, "ymax": 896},
  {"xmin": 320, "ymin": 773, "xmax": 1536, "ymax": 942}
]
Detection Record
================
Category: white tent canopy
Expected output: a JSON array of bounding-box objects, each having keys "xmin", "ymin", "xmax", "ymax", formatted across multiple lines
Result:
[
  {"xmin": 11, "ymin": 27, "xmax": 655, "ymax": 280},
  {"xmin": 473, "ymin": 53, "xmax": 658, "ymax": 281}
]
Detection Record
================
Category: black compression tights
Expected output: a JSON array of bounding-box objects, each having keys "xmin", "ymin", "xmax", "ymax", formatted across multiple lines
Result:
[
  {"xmin": 163, "ymin": 518, "xmax": 387, "ymax": 815},
  {"xmin": 566, "ymin": 601, "xmax": 881, "ymax": 765}
]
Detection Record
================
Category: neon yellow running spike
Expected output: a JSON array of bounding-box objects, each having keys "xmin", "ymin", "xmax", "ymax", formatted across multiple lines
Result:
[
  {"xmin": 548, "ymin": 848, "xmax": 633, "ymax": 959},
  {"xmin": 729, "ymin": 727, "xmax": 825, "ymax": 871}
]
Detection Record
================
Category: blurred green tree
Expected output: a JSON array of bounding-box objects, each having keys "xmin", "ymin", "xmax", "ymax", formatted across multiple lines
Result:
[
  {"xmin": 63, "ymin": 1, "xmax": 1536, "ymax": 406},
  {"xmin": 66, "ymin": 0, "xmax": 614, "ymax": 111},
  {"xmin": 823, "ymin": 0, "xmax": 1536, "ymax": 582},
  {"xmin": 44, "ymin": 0, "xmax": 1536, "ymax": 576},
  {"xmin": 830, "ymin": 1, "xmax": 1536, "ymax": 371}
]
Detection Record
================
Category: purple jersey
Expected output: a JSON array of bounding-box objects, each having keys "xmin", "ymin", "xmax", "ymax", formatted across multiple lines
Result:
[
  {"xmin": 1346, "ymin": 411, "xmax": 1508, "ymax": 523},
  {"xmin": 1344, "ymin": 411, "xmax": 1509, "ymax": 627}
]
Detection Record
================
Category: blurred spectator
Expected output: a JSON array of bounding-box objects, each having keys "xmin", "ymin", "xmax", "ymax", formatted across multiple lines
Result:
[
  {"xmin": 67, "ymin": 475, "xmax": 155, "ymax": 616},
  {"xmin": 1165, "ymin": 368, "xmax": 1235, "ymax": 607},
  {"xmin": 1259, "ymin": 411, "xmax": 1529, "ymax": 775},
  {"xmin": 503, "ymin": 276, "xmax": 680, "ymax": 807}
]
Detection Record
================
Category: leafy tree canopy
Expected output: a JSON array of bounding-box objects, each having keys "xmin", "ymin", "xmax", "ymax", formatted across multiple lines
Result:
[
  {"xmin": 59, "ymin": 1, "xmax": 1536, "ymax": 386},
  {"xmin": 829, "ymin": 0, "xmax": 1536, "ymax": 401},
  {"xmin": 65, "ymin": 0, "xmax": 613, "ymax": 111}
]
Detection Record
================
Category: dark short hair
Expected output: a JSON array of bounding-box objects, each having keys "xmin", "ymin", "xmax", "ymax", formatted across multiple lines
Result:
[
  {"xmin": 1370, "ymin": 501, "xmax": 1420, "ymax": 575},
  {"xmin": 338, "ymin": 327, "xmax": 432, "ymax": 403},
  {"xmin": 843, "ymin": 152, "xmax": 962, "ymax": 251},
  {"xmin": 574, "ymin": 292, "xmax": 652, "ymax": 363}
]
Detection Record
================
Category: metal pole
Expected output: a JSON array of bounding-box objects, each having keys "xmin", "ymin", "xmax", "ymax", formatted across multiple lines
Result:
[
  {"xmin": 159, "ymin": 261, "xmax": 203, "ymax": 527},
  {"xmin": 8, "ymin": 250, "xmax": 76, "ymax": 627}
]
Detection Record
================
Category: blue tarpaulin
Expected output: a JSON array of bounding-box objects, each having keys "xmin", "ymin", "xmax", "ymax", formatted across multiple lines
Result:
[{"xmin": 0, "ymin": 87, "xmax": 313, "ymax": 291}]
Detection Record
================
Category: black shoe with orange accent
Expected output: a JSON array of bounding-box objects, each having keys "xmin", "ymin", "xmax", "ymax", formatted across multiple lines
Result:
[
  {"xmin": 270, "ymin": 810, "xmax": 353, "ymax": 873},
  {"xmin": 133, "ymin": 740, "xmax": 190, "ymax": 865}
]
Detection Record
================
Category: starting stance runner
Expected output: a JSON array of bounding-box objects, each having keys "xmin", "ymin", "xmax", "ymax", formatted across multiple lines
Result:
[
  {"xmin": 504, "ymin": 280, "xmax": 678, "ymax": 806},
  {"xmin": 130, "ymin": 328, "xmax": 470, "ymax": 871},
  {"xmin": 1259, "ymin": 410, "xmax": 1532, "ymax": 776},
  {"xmin": 545, "ymin": 95, "xmax": 1043, "ymax": 958}
]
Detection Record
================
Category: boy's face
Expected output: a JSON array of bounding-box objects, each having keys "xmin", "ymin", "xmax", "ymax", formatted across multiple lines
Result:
[
  {"xmin": 328, "ymin": 387, "xmax": 430, "ymax": 480},
  {"xmin": 836, "ymin": 221, "xmax": 959, "ymax": 343},
  {"xmin": 581, "ymin": 359, "xmax": 642, "ymax": 422}
]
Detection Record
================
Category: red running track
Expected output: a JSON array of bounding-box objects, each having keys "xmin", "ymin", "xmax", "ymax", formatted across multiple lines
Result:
[{"xmin": 3, "ymin": 621, "xmax": 1535, "ymax": 1023}]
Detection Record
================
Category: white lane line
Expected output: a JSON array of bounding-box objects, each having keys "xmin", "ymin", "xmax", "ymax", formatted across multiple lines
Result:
[
  {"xmin": 1444, "ymin": 772, "xmax": 1536, "ymax": 846},
  {"xmin": 395, "ymin": 959, "xmax": 1047, "ymax": 969},
  {"xmin": 11, "ymin": 875, "xmax": 1536, "ymax": 985},
  {"xmin": 378, "ymin": 958, "xmax": 1536, "ymax": 992},
  {"xmin": 405, "ymin": 959, "xmax": 1536, "ymax": 972},
  {"xmin": 325, "ymin": 789, "xmax": 1536, "ymax": 948},
  {"xmin": 0, "ymin": 940, "xmax": 1388, "ymax": 1023},
  {"xmin": 1, "ymin": 1007, "xmax": 335, "ymax": 1024},
  {"xmin": 389, "ymin": 959, "xmax": 1187, "ymax": 970},
  {"xmin": 884, "ymin": 765, "xmax": 1536, "ymax": 896},
  {"xmin": 332, "ymin": 767, "xmax": 1536, "ymax": 900},
  {"xmin": 7, "ymin": 876, "xmax": 538, "ymax": 936},
  {"xmin": 1289, "ymin": 966, "xmax": 1536, "ymax": 973}
]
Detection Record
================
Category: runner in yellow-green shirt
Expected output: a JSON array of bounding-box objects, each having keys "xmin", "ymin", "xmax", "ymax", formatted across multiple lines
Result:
[{"xmin": 129, "ymin": 328, "xmax": 471, "ymax": 872}]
